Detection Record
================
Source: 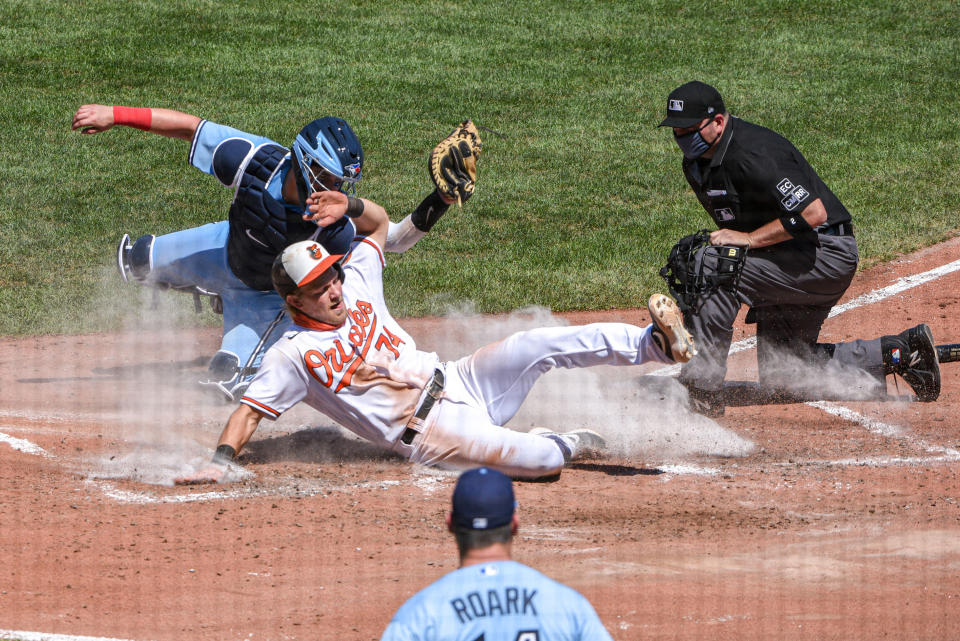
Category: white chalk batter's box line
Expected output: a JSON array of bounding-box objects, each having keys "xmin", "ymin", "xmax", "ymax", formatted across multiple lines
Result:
[
  {"xmin": 0, "ymin": 630, "xmax": 146, "ymax": 641},
  {"xmin": 1, "ymin": 257, "xmax": 958, "ymax": 500}
]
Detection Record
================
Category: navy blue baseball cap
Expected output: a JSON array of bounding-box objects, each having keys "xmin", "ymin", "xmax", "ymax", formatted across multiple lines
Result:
[
  {"xmin": 658, "ymin": 81, "xmax": 726, "ymax": 128},
  {"xmin": 451, "ymin": 467, "xmax": 516, "ymax": 530}
]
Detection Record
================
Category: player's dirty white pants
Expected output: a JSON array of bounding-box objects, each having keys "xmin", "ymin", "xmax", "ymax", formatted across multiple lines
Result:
[{"xmin": 400, "ymin": 322, "xmax": 668, "ymax": 479}]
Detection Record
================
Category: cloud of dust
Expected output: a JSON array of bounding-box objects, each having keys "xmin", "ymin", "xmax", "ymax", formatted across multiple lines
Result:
[
  {"xmin": 754, "ymin": 345, "xmax": 885, "ymax": 402},
  {"xmin": 83, "ymin": 268, "xmax": 244, "ymax": 486},
  {"xmin": 80, "ymin": 275, "xmax": 754, "ymax": 485},
  {"xmin": 415, "ymin": 304, "xmax": 755, "ymax": 463}
]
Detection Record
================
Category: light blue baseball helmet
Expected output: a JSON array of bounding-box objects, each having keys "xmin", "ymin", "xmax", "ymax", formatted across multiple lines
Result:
[{"xmin": 291, "ymin": 116, "xmax": 363, "ymax": 202}]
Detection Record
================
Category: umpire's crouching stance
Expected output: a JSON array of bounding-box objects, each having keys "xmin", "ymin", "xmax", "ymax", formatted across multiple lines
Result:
[{"xmin": 658, "ymin": 81, "xmax": 940, "ymax": 416}]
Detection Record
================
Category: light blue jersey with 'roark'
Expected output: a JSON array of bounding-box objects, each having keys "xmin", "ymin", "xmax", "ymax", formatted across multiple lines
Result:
[{"xmin": 380, "ymin": 560, "xmax": 613, "ymax": 641}]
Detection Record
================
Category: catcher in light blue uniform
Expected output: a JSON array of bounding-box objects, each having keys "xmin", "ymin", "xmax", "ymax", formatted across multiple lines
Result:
[
  {"xmin": 73, "ymin": 104, "xmax": 459, "ymax": 401},
  {"xmin": 380, "ymin": 468, "xmax": 614, "ymax": 641}
]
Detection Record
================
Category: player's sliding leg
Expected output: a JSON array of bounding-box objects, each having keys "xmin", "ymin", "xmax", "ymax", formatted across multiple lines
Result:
[
  {"xmin": 454, "ymin": 322, "xmax": 673, "ymax": 427},
  {"xmin": 402, "ymin": 401, "xmax": 600, "ymax": 479}
]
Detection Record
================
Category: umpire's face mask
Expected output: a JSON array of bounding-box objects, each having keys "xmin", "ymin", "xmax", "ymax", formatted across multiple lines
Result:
[{"xmin": 674, "ymin": 119, "xmax": 716, "ymax": 159}]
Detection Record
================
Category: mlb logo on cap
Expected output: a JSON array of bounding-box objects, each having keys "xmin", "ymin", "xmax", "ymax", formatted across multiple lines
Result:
[
  {"xmin": 451, "ymin": 467, "xmax": 516, "ymax": 531},
  {"xmin": 659, "ymin": 81, "xmax": 726, "ymax": 128}
]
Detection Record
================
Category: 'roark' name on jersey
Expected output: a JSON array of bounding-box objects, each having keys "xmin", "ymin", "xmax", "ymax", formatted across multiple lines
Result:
[{"xmin": 450, "ymin": 587, "xmax": 537, "ymax": 624}]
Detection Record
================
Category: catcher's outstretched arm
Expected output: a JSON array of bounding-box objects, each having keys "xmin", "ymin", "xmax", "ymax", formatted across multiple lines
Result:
[
  {"xmin": 384, "ymin": 189, "xmax": 456, "ymax": 254},
  {"xmin": 385, "ymin": 120, "xmax": 484, "ymax": 253},
  {"xmin": 72, "ymin": 104, "xmax": 201, "ymax": 140}
]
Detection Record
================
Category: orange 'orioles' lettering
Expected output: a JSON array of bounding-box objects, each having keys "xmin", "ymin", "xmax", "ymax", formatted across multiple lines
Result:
[
  {"xmin": 335, "ymin": 300, "xmax": 378, "ymax": 393},
  {"xmin": 304, "ymin": 349, "xmax": 334, "ymax": 387},
  {"xmin": 375, "ymin": 325, "xmax": 406, "ymax": 359},
  {"xmin": 304, "ymin": 300, "xmax": 406, "ymax": 392},
  {"xmin": 324, "ymin": 340, "xmax": 351, "ymax": 372}
]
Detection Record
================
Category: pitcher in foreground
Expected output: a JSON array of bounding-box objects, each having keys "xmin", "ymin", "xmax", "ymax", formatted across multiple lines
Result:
[{"xmin": 176, "ymin": 192, "xmax": 696, "ymax": 483}]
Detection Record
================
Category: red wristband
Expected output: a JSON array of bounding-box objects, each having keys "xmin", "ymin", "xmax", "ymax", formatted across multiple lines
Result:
[{"xmin": 113, "ymin": 105, "xmax": 152, "ymax": 131}]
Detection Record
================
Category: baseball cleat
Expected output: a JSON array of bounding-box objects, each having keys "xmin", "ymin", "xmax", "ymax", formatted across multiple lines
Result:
[
  {"xmin": 530, "ymin": 427, "xmax": 607, "ymax": 461},
  {"xmin": 898, "ymin": 324, "xmax": 940, "ymax": 402},
  {"xmin": 116, "ymin": 233, "xmax": 132, "ymax": 283},
  {"xmin": 648, "ymin": 294, "xmax": 697, "ymax": 363}
]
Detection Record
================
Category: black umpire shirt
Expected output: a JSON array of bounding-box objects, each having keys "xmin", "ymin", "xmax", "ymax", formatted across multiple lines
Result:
[{"xmin": 681, "ymin": 117, "xmax": 852, "ymax": 235}]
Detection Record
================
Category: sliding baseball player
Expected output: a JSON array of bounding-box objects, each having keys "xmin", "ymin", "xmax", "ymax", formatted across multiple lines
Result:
[{"xmin": 176, "ymin": 189, "xmax": 696, "ymax": 483}]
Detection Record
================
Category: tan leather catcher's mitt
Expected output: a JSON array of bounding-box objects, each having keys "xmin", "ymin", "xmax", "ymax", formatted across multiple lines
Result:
[{"xmin": 429, "ymin": 120, "xmax": 482, "ymax": 205}]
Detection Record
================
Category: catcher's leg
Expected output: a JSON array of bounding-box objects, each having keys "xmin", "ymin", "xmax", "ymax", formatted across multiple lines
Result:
[
  {"xmin": 200, "ymin": 288, "xmax": 287, "ymax": 402},
  {"xmin": 117, "ymin": 233, "xmax": 156, "ymax": 283}
]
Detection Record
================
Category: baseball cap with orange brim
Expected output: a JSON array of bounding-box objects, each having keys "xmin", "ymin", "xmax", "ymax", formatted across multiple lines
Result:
[{"xmin": 272, "ymin": 240, "xmax": 344, "ymax": 297}]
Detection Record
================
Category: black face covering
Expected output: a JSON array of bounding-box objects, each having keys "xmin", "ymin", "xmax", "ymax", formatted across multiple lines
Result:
[{"xmin": 674, "ymin": 120, "xmax": 717, "ymax": 159}]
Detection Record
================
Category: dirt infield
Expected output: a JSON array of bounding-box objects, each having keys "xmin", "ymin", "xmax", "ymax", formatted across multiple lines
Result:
[{"xmin": 2, "ymin": 238, "xmax": 959, "ymax": 641}]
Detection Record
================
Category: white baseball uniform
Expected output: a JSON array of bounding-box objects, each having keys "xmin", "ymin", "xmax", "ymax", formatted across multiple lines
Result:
[{"xmin": 241, "ymin": 236, "xmax": 672, "ymax": 478}]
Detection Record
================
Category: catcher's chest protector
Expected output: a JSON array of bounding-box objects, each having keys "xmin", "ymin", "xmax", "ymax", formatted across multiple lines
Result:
[{"xmin": 227, "ymin": 144, "xmax": 318, "ymax": 291}]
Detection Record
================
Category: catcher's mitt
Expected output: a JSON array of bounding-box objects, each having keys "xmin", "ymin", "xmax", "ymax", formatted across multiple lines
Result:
[
  {"xmin": 430, "ymin": 120, "xmax": 482, "ymax": 206},
  {"xmin": 660, "ymin": 230, "xmax": 747, "ymax": 313}
]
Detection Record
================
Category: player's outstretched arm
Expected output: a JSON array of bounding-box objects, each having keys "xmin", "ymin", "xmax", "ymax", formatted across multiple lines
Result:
[
  {"xmin": 305, "ymin": 190, "xmax": 389, "ymax": 249},
  {"xmin": 72, "ymin": 104, "xmax": 202, "ymax": 140},
  {"xmin": 174, "ymin": 404, "xmax": 264, "ymax": 485}
]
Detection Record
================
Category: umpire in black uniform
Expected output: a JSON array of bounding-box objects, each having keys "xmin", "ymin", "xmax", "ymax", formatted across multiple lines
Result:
[{"xmin": 658, "ymin": 81, "xmax": 940, "ymax": 416}]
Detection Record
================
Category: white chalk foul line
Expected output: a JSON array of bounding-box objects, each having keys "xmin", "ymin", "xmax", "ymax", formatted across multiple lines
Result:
[
  {"xmin": 0, "ymin": 630, "xmax": 147, "ymax": 641},
  {"xmin": 0, "ymin": 431, "xmax": 50, "ymax": 457},
  {"xmin": 650, "ymin": 257, "xmax": 960, "ymax": 377},
  {"xmin": 807, "ymin": 401, "xmax": 960, "ymax": 460},
  {"xmin": 89, "ymin": 478, "xmax": 410, "ymax": 505},
  {"xmin": 828, "ymin": 258, "xmax": 960, "ymax": 317}
]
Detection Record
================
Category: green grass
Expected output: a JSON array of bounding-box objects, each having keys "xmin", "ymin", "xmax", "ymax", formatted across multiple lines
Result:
[{"xmin": 1, "ymin": 0, "xmax": 957, "ymax": 335}]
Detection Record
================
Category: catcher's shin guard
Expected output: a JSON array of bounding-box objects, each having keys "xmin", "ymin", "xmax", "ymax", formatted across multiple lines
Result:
[
  {"xmin": 881, "ymin": 324, "xmax": 941, "ymax": 402},
  {"xmin": 117, "ymin": 233, "xmax": 155, "ymax": 283},
  {"xmin": 199, "ymin": 310, "xmax": 286, "ymax": 403},
  {"xmin": 199, "ymin": 351, "xmax": 255, "ymax": 403}
]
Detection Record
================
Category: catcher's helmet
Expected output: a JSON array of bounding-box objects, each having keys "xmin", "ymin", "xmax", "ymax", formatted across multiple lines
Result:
[{"xmin": 292, "ymin": 116, "xmax": 363, "ymax": 201}]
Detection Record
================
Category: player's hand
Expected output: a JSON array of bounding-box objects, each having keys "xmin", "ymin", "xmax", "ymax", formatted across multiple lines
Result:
[
  {"xmin": 174, "ymin": 464, "xmax": 226, "ymax": 486},
  {"xmin": 305, "ymin": 190, "xmax": 348, "ymax": 227},
  {"xmin": 72, "ymin": 104, "xmax": 115, "ymax": 134},
  {"xmin": 710, "ymin": 228, "xmax": 752, "ymax": 247}
]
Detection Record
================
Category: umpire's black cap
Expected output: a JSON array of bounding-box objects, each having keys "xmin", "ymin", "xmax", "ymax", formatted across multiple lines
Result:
[{"xmin": 659, "ymin": 81, "xmax": 726, "ymax": 128}]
